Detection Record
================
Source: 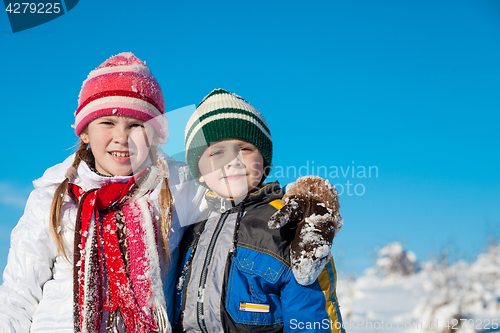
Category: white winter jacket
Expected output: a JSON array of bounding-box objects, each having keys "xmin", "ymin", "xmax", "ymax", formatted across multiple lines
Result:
[{"xmin": 0, "ymin": 154, "xmax": 206, "ymax": 333}]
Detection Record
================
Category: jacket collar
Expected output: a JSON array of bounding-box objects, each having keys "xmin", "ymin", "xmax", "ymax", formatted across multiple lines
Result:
[
  {"xmin": 33, "ymin": 154, "xmax": 141, "ymax": 191},
  {"xmin": 204, "ymin": 181, "xmax": 282, "ymax": 214}
]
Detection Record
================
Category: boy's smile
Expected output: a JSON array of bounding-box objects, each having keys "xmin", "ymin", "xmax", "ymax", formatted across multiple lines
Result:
[
  {"xmin": 84, "ymin": 116, "xmax": 155, "ymax": 176},
  {"xmin": 198, "ymin": 139, "xmax": 265, "ymax": 198}
]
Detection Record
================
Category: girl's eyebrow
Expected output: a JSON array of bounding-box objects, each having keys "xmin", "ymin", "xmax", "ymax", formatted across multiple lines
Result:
[
  {"xmin": 99, "ymin": 116, "xmax": 115, "ymax": 121},
  {"xmin": 127, "ymin": 118, "xmax": 145, "ymax": 124}
]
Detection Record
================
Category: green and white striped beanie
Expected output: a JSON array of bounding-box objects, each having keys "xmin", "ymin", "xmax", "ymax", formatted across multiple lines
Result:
[{"xmin": 185, "ymin": 88, "xmax": 273, "ymax": 181}]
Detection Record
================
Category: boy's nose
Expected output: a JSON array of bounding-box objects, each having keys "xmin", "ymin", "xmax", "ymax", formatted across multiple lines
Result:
[{"xmin": 225, "ymin": 155, "xmax": 244, "ymax": 169}]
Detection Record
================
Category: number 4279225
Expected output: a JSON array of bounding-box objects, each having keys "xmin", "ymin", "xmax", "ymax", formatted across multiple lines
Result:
[
  {"xmin": 446, "ymin": 319, "xmax": 498, "ymax": 330},
  {"xmin": 5, "ymin": 3, "xmax": 62, "ymax": 14}
]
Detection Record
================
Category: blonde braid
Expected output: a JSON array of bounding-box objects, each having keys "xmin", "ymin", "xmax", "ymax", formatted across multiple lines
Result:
[
  {"xmin": 49, "ymin": 140, "xmax": 87, "ymax": 262},
  {"xmin": 151, "ymin": 146, "xmax": 173, "ymax": 265},
  {"xmin": 159, "ymin": 176, "xmax": 173, "ymax": 264}
]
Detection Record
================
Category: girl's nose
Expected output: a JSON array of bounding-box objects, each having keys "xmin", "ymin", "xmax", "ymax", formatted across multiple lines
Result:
[{"xmin": 113, "ymin": 127, "xmax": 129, "ymax": 145}]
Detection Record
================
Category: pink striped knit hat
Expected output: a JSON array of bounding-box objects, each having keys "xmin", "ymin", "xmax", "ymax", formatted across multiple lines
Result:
[{"xmin": 74, "ymin": 52, "xmax": 167, "ymax": 139}]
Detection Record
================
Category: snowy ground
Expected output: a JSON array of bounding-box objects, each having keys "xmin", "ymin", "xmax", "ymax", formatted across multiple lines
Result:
[{"xmin": 335, "ymin": 243, "xmax": 500, "ymax": 333}]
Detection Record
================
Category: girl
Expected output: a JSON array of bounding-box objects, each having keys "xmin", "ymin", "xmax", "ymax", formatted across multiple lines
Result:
[
  {"xmin": 0, "ymin": 52, "xmax": 206, "ymax": 333},
  {"xmin": 0, "ymin": 53, "xmax": 339, "ymax": 333}
]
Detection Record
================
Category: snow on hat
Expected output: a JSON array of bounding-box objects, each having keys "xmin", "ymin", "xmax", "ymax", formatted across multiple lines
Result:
[
  {"xmin": 185, "ymin": 88, "xmax": 273, "ymax": 181},
  {"xmin": 74, "ymin": 52, "xmax": 167, "ymax": 139}
]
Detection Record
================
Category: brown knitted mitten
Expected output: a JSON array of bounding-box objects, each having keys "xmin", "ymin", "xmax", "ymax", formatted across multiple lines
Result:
[{"xmin": 269, "ymin": 176, "xmax": 343, "ymax": 285}]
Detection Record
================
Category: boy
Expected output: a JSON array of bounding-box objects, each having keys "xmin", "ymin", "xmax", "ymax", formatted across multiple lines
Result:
[{"xmin": 174, "ymin": 89, "xmax": 345, "ymax": 332}]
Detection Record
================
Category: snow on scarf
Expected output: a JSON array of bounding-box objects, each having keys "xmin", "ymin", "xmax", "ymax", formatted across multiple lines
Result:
[{"xmin": 68, "ymin": 166, "xmax": 171, "ymax": 333}]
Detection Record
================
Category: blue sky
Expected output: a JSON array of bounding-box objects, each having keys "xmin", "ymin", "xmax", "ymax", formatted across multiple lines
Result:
[{"xmin": 1, "ymin": 0, "xmax": 499, "ymax": 280}]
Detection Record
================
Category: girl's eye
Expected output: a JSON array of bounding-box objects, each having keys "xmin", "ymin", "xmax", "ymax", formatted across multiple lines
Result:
[
  {"xmin": 131, "ymin": 123, "xmax": 145, "ymax": 128},
  {"xmin": 101, "ymin": 121, "xmax": 114, "ymax": 125}
]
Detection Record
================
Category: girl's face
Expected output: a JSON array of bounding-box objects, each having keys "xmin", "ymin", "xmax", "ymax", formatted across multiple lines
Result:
[{"xmin": 84, "ymin": 116, "xmax": 156, "ymax": 176}]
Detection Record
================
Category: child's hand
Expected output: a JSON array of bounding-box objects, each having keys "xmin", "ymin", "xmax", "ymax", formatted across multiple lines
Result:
[{"xmin": 268, "ymin": 176, "xmax": 343, "ymax": 285}]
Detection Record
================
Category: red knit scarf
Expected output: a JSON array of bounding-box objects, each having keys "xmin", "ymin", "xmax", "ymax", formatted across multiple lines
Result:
[{"xmin": 68, "ymin": 168, "xmax": 170, "ymax": 333}]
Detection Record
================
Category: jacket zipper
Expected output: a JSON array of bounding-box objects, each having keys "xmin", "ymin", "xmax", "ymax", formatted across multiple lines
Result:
[
  {"xmin": 196, "ymin": 201, "xmax": 230, "ymax": 333},
  {"xmin": 219, "ymin": 199, "xmax": 225, "ymax": 213}
]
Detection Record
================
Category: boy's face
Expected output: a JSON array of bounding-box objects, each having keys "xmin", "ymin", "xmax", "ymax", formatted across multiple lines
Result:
[
  {"xmin": 84, "ymin": 116, "xmax": 156, "ymax": 176},
  {"xmin": 198, "ymin": 139, "xmax": 265, "ymax": 198}
]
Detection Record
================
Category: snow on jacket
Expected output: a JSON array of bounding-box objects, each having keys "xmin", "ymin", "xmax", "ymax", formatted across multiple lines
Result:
[
  {"xmin": 173, "ymin": 182, "xmax": 344, "ymax": 333},
  {"xmin": 0, "ymin": 154, "xmax": 207, "ymax": 333}
]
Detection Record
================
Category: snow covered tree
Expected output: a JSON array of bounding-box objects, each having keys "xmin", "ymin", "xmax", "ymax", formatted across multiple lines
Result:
[
  {"xmin": 376, "ymin": 242, "xmax": 419, "ymax": 278},
  {"xmin": 414, "ymin": 244, "xmax": 500, "ymax": 332}
]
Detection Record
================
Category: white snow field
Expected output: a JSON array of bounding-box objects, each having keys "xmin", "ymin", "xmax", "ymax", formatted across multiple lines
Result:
[{"xmin": 335, "ymin": 243, "xmax": 500, "ymax": 333}]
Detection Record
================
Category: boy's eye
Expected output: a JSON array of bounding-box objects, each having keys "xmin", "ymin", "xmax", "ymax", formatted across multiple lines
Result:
[{"xmin": 210, "ymin": 151, "xmax": 223, "ymax": 157}]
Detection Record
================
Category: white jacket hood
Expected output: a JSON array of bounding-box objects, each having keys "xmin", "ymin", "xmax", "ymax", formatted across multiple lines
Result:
[{"xmin": 33, "ymin": 154, "xmax": 146, "ymax": 190}]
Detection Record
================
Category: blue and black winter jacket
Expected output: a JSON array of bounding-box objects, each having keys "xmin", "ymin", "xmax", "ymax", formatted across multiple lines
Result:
[{"xmin": 173, "ymin": 182, "xmax": 344, "ymax": 333}]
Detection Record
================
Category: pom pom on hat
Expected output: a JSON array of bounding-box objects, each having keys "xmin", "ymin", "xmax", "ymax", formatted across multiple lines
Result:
[{"xmin": 74, "ymin": 52, "xmax": 167, "ymax": 139}]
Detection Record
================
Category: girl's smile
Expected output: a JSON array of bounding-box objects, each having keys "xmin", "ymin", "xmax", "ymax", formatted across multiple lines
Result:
[
  {"xmin": 109, "ymin": 151, "xmax": 131, "ymax": 158},
  {"xmin": 109, "ymin": 151, "xmax": 132, "ymax": 163}
]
